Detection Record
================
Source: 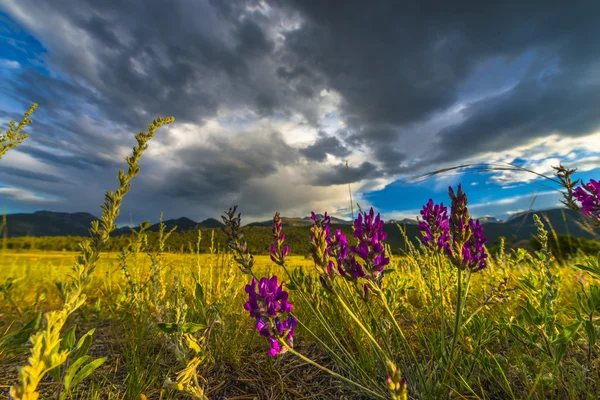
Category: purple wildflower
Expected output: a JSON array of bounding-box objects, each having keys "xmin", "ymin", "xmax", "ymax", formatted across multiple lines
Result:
[
  {"xmin": 222, "ymin": 206, "xmax": 255, "ymax": 274},
  {"xmin": 327, "ymin": 228, "xmax": 349, "ymax": 271},
  {"xmin": 448, "ymin": 185, "xmax": 470, "ymax": 245},
  {"xmin": 445, "ymin": 185, "xmax": 488, "ymax": 272},
  {"xmin": 350, "ymin": 208, "xmax": 390, "ymax": 290},
  {"xmin": 270, "ymin": 212, "xmax": 289, "ymax": 266},
  {"xmin": 244, "ymin": 276, "xmax": 297, "ymax": 356},
  {"xmin": 461, "ymin": 219, "xmax": 488, "ymax": 271},
  {"xmin": 573, "ymin": 179, "xmax": 600, "ymax": 221},
  {"xmin": 417, "ymin": 199, "xmax": 450, "ymax": 252},
  {"xmin": 309, "ymin": 212, "xmax": 337, "ymax": 291}
]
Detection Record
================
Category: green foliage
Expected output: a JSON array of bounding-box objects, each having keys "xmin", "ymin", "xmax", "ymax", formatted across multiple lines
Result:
[
  {"xmin": 530, "ymin": 233, "xmax": 600, "ymax": 260},
  {"xmin": 0, "ymin": 103, "xmax": 37, "ymax": 159}
]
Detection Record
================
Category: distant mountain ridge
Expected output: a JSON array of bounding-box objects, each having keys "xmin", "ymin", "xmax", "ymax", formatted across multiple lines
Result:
[
  {"xmin": 4, "ymin": 211, "xmax": 100, "ymax": 237},
  {"xmin": 247, "ymin": 214, "xmax": 353, "ymax": 227},
  {"xmin": 3, "ymin": 208, "xmax": 598, "ymax": 243},
  {"xmin": 3, "ymin": 211, "xmax": 225, "ymax": 237}
]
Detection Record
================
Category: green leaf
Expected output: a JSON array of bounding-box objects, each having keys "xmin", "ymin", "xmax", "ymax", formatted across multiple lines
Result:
[
  {"xmin": 63, "ymin": 355, "xmax": 91, "ymax": 390},
  {"xmin": 69, "ymin": 357, "xmax": 107, "ymax": 389},
  {"xmin": 509, "ymin": 324, "xmax": 533, "ymax": 344},
  {"xmin": 584, "ymin": 320, "xmax": 596, "ymax": 347},
  {"xmin": 1, "ymin": 312, "xmax": 41, "ymax": 349},
  {"xmin": 554, "ymin": 343, "xmax": 568, "ymax": 364},
  {"xmin": 552, "ymin": 321, "xmax": 581, "ymax": 345},
  {"xmin": 576, "ymin": 252, "xmax": 600, "ymax": 279},
  {"xmin": 182, "ymin": 322, "xmax": 207, "ymax": 334},
  {"xmin": 72, "ymin": 329, "xmax": 96, "ymax": 361},
  {"xmin": 61, "ymin": 325, "xmax": 77, "ymax": 351},
  {"xmin": 195, "ymin": 282, "xmax": 206, "ymax": 309},
  {"xmin": 157, "ymin": 322, "xmax": 178, "ymax": 334},
  {"xmin": 49, "ymin": 365, "xmax": 61, "ymax": 382}
]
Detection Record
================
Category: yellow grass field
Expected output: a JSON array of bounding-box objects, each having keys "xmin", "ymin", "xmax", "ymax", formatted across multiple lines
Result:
[{"xmin": 0, "ymin": 251, "xmax": 315, "ymax": 309}]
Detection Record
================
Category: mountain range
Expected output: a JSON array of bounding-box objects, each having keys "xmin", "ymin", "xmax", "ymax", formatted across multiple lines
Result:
[
  {"xmin": 2, "ymin": 209, "xmax": 598, "ymax": 245},
  {"xmin": 2, "ymin": 211, "xmax": 224, "ymax": 237}
]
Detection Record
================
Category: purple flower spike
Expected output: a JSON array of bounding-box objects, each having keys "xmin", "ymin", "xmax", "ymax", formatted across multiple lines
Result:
[
  {"xmin": 348, "ymin": 208, "xmax": 389, "ymax": 287},
  {"xmin": 270, "ymin": 212, "xmax": 290, "ymax": 266},
  {"xmin": 310, "ymin": 212, "xmax": 337, "ymax": 291},
  {"xmin": 418, "ymin": 199, "xmax": 450, "ymax": 252},
  {"xmin": 461, "ymin": 219, "xmax": 488, "ymax": 271},
  {"xmin": 245, "ymin": 275, "xmax": 297, "ymax": 356},
  {"xmin": 444, "ymin": 185, "xmax": 489, "ymax": 272},
  {"xmin": 222, "ymin": 206, "xmax": 255, "ymax": 274}
]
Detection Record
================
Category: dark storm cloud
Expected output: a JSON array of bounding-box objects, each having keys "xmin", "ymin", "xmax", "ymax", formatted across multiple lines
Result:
[
  {"xmin": 276, "ymin": 66, "xmax": 313, "ymax": 82},
  {"xmin": 300, "ymin": 132, "xmax": 351, "ymax": 162},
  {"xmin": 375, "ymin": 146, "xmax": 409, "ymax": 175},
  {"xmin": 2, "ymin": 0, "xmax": 600, "ymax": 221},
  {"xmin": 433, "ymin": 75, "xmax": 600, "ymax": 164},
  {"xmin": 76, "ymin": 14, "xmax": 122, "ymax": 48},
  {"xmin": 280, "ymin": 0, "xmax": 600, "ymax": 170},
  {"xmin": 312, "ymin": 161, "xmax": 378, "ymax": 186},
  {"xmin": 3, "ymin": 0, "xmax": 282, "ymax": 131},
  {"xmin": 235, "ymin": 18, "xmax": 275, "ymax": 57},
  {"xmin": 161, "ymin": 131, "xmax": 299, "ymax": 200}
]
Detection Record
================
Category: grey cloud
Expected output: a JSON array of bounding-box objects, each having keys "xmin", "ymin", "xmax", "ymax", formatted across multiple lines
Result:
[
  {"xmin": 235, "ymin": 18, "xmax": 274, "ymax": 57},
  {"xmin": 433, "ymin": 75, "xmax": 600, "ymax": 164},
  {"xmin": 276, "ymin": 66, "xmax": 313, "ymax": 82},
  {"xmin": 160, "ymin": 131, "xmax": 299, "ymax": 200},
  {"xmin": 0, "ymin": 166, "xmax": 64, "ymax": 183},
  {"xmin": 312, "ymin": 161, "xmax": 378, "ymax": 186},
  {"xmin": 300, "ymin": 132, "xmax": 351, "ymax": 162},
  {"xmin": 18, "ymin": 145, "xmax": 115, "ymax": 170},
  {"xmin": 280, "ymin": 0, "xmax": 600, "ymax": 171}
]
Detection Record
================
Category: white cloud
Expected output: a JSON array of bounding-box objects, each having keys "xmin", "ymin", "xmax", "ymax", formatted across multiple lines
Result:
[
  {"xmin": 474, "ymin": 131, "xmax": 600, "ymax": 185},
  {"xmin": 0, "ymin": 187, "xmax": 56, "ymax": 202},
  {"xmin": 0, "ymin": 59, "xmax": 20, "ymax": 69}
]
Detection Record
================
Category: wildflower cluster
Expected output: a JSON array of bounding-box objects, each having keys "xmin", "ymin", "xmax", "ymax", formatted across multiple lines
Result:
[
  {"xmin": 309, "ymin": 212, "xmax": 358, "ymax": 292},
  {"xmin": 222, "ymin": 206, "xmax": 255, "ymax": 274},
  {"xmin": 553, "ymin": 164, "xmax": 600, "ymax": 227},
  {"xmin": 573, "ymin": 179, "xmax": 600, "ymax": 222},
  {"xmin": 328, "ymin": 227, "xmax": 351, "ymax": 275},
  {"xmin": 223, "ymin": 209, "xmax": 297, "ymax": 357},
  {"xmin": 418, "ymin": 185, "xmax": 488, "ymax": 271},
  {"xmin": 244, "ymin": 276, "xmax": 297, "ymax": 356},
  {"xmin": 418, "ymin": 199, "xmax": 450, "ymax": 251},
  {"xmin": 309, "ymin": 209, "xmax": 390, "ymax": 299},
  {"xmin": 350, "ymin": 208, "xmax": 390, "ymax": 287},
  {"xmin": 270, "ymin": 212, "xmax": 289, "ymax": 266}
]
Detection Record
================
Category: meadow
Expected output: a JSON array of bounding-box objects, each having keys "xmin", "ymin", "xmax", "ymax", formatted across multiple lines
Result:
[{"xmin": 1, "ymin": 106, "xmax": 600, "ymax": 399}]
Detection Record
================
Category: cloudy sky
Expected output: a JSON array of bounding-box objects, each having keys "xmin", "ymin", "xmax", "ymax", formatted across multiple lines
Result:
[{"xmin": 1, "ymin": 0, "xmax": 599, "ymax": 224}]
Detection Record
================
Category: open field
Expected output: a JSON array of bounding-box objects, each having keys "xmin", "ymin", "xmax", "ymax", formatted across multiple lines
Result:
[
  {"xmin": 1, "ymin": 232, "xmax": 600, "ymax": 399},
  {"xmin": 0, "ymin": 252, "xmax": 314, "ymax": 309}
]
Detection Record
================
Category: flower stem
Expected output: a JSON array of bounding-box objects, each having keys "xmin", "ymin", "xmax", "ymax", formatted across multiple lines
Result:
[
  {"xmin": 436, "ymin": 252, "xmax": 445, "ymax": 357},
  {"xmin": 380, "ymin": 295, "xmax": 427, "ymax": 388},
  {"xmin": 281, "ymin": 340, "xmax": 386, "ymax": 399}
]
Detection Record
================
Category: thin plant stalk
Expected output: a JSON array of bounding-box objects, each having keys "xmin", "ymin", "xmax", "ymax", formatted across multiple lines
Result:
[{"xmin": 281, "ymin": 340, "xmax": 386, "ymax": 399}]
